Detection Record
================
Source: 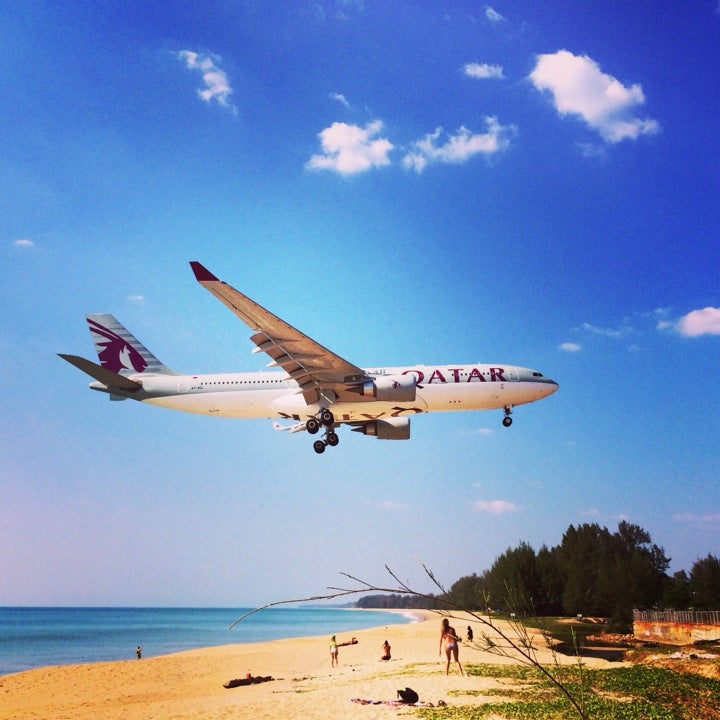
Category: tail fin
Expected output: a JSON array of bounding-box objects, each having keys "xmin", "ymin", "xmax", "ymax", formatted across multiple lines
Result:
[{"xmin": 86, "ymin": 314, "xmax": 176, "ymax": 376}]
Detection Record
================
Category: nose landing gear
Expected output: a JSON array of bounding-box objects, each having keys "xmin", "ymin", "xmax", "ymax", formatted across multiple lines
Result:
[{"xmin": 502, "ymin": 405, "xmax": 513, "ymax": 427}]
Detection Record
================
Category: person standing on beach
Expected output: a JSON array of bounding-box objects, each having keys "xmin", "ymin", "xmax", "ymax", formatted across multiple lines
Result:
[
  {"xmin": 136, "ymin": 646, "xmax": 142, "ymax": 660},
  {"xmin": 439, "ymin": 618, "xmax": 463, "ymax": 676},
  {"xmin": 330, "ymin": 635, "xmax": 339, "ymax": 667}
]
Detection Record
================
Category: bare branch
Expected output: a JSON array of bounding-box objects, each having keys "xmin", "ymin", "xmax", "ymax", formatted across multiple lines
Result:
[{"xmin": 228, "ymin": 563, "xmax": 589, "ymax": 719}]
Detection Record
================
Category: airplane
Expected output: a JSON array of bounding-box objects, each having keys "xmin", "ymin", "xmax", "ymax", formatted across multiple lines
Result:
[{"xmin": 59, "ymin": 261, "xmax": 558, "ymax": 454}]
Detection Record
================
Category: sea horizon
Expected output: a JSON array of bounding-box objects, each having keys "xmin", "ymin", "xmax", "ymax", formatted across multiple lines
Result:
[{"xmin": 0, "ymin": 606, "xmax": 413, "ymax": 676}]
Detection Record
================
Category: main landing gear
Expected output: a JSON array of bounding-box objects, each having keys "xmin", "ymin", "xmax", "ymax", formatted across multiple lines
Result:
[
  {"xmin": 502, "ymin": 405, "xmax": 513, "ymax": 427},
  {"xmin": 306, "ymin": 409, "xmax": 338, "ymax": 454}
]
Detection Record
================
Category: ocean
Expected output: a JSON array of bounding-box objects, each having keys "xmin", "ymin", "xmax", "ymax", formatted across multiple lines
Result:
[{"xmin": 0, "ymin": 606, "xmax": 411, "ymax": 676}]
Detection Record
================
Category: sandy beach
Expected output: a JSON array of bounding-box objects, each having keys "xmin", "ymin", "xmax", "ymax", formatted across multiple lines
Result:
[{"xmin": 0, "ymin": 611, "xmax": 616, "ymax": 719}]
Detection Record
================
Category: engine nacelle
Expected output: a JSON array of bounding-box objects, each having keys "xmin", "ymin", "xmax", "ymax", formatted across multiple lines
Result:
[
  {"xmin": 360, "ymin": 374, "xmax": 417, "ymax": 402},
  {"xmin": 353, "ymin": 417, "xmax": 411, "ymax": 440}
]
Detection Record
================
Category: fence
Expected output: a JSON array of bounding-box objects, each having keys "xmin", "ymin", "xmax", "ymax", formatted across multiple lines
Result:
[
  {"xmin": 633, "ymin": 609, "xmax": 720, "ymax": 644},
  {"xmin": 633, "ymin": 609, "xmax": 720, "ymax": 626}
]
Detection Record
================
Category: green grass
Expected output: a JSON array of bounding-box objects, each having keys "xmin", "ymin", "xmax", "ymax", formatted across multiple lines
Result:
[
  {"xmin": 414, "ymin": 663, "xmax": 720, "ymax": 720},
  {"xmin": 517, "ymin": 616, "xmax": 607, "ymax": 647}
]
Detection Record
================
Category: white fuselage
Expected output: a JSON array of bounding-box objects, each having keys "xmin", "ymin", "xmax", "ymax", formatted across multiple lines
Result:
[{"xmin": 97, "ymin": 363, "xmax": 558, "ymax": 423}]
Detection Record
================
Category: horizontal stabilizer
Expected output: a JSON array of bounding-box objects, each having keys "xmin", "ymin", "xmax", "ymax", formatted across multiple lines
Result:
[{"xmin": 58, "ymin": 354, "xmax": 142, "ymax": 391}]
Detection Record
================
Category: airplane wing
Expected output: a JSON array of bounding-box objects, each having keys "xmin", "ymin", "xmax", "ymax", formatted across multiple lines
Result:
[{"xmin": 190, "ymin": 262, "xmax": 369, "ymax": 405}]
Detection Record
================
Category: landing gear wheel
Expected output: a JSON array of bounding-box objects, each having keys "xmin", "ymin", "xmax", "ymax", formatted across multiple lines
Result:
[
  {"xmin": 306, "ymin": 417, "xmax": 320, "ymax": 434},
  {"xmin": 326, "ymin": 431, "xmax": 339, "ymax": 447},
  {"xmin": 313, "ymin": 439, "xmax": 326, "ymax": 454},
  {"xmin": 320, "ymin": 409, "xmax": 334, "ymax": 426},
  {"xmin": 502, "ymin": 405, "xmax": 513, "ymax": 427}
]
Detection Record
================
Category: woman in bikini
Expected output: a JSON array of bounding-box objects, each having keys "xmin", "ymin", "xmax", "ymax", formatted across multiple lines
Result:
[{"xmin": 438, "ymin": 618, "xmax": 464, "ymax": 676}]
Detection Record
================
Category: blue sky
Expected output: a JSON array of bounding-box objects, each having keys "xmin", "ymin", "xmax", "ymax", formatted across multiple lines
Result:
[{"xmin": 2, "ymin": 1, "xmax": 719, "ymax": 608}]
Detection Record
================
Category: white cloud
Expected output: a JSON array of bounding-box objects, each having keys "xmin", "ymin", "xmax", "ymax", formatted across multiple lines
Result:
[
  {"xmin": 177, "ymin": 50, "xmax": 236, "ymax": 113},
  {"xmin": 402, "ymin": 117, "xmax": 513, "ymax": 173},
  {"xmin": 464, "ymin": 427, "xmax": 493, "ymax": 437},
  {"xmin": 560, "ymin": 342, "xmax": 581, "ymax": 352},
  {"xmin": 464, "ymin": 62, "xmax": 504, "ymax": 80},
  {"xmin": 330, "ymin": 92, "xmax": 350, "ymax": 107},
  {"xmin": 529, "ymin": 50, "xmax": 659, "ymax": 143},
  {"xmin": 676, "ymin": 307, "xmax": 720, "ymax": 337},
  {"xmin": 306, "ymin": 120, "xmax": 393, "ymax": 175},
  {"xmin": 333, "ymin": 0, "xmax": 365, "ymax": 21},
  {"xmin": 579, "ymin": 321, "xmax": 630, "ymax": 338},
  {"xmin": 673, "ymin": 511, "xmax": 720, "ymax": 523},
  {"xmin": 485, "ymin": 6, "xmax": 505, "ymax": 22},
  {"xmin": 473, "ymin": 499, "xmax": 518, "ymax": 514},
  {"xmin": 127, "ymin": 295, "xmax": 145, "ymax": 303},
  {"xmin": 14, "ymin": 238, "xmax": 34, "ymax": 248},
  {"xmin": 376, "ymin": 500, "xmax": 407, "ymax": 511}
]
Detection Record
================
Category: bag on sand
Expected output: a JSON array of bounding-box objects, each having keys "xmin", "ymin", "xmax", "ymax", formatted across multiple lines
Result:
[{"xmin": 397, "ymin": 687, "xmax": 419, "ymax": 704}]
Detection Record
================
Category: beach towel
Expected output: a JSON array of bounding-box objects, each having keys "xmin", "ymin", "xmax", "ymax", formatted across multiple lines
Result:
[{"xmin": 351, "ymin": 696, "xmax": 434, "ymax": 707}]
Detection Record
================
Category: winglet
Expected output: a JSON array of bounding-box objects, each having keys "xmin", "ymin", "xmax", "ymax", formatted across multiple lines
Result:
[{"xmin": 190, "ymin": 261, "xmax": 219, "ymax": 282}]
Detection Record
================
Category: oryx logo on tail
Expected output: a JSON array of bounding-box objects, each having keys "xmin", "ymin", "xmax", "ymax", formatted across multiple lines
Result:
[{"xmin": 87, "ymin": 317, "xmax": 148, "ymax": 374}]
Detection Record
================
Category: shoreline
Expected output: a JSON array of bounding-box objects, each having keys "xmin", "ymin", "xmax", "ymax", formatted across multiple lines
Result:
[
  {"xmin": 0, "ymin": 610, "xmax": 617, "ymax": 719},
  {"xmin": 0, "ymin": 605, "xmax": 411, "ymax": 676}
]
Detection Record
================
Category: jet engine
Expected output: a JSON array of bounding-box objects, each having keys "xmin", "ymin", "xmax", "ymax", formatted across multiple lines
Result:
[
  {"xmin": 356, "ymin": 374, "xmax": 417, "ymax": 402},
  {"xmin": 352, "ymin": 417, "xmax": 411, "ymax": 440}
]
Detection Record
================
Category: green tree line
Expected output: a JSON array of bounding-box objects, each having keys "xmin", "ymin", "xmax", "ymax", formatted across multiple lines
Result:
[{"xmin": 356, "ymin": 521, "xmax": 720, "ymax": 632}]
